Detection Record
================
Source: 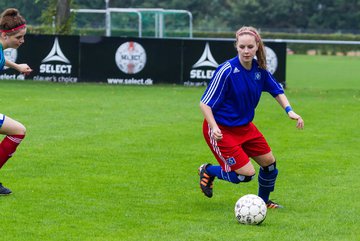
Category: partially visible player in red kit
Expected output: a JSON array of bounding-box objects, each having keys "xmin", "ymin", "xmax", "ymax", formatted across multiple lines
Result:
[{"xmin": 0, "ymin": 8, "xmax": 33, "ymax": 195}]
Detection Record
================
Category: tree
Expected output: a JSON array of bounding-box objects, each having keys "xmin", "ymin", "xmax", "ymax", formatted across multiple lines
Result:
[
  {"xmin": 56, "ymin": 0, "xmax": 73, "ymax": 34},
  {"xmin": 36, "ymin": 0, "xmax": 73, "ymax": 34}
]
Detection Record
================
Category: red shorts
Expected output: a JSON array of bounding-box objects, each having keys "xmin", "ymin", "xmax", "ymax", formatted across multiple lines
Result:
[{"xmin": 203, "ymin": 120, "xmax": 271, "ymax": 172}]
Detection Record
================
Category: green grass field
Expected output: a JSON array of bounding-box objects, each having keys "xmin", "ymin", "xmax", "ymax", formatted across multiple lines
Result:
[{"xmin": 0, "ymin": 55, "xmax": 359, "ymax": 241}]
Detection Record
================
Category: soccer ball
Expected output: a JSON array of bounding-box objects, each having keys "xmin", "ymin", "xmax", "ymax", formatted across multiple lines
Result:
[{"xmin": 234, "ymin": 194, "xmax": 267, "ymax": 225}]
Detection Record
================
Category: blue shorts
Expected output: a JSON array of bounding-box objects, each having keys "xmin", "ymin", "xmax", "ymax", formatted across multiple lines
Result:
[{"xmin": 0, "ymin": 114, "xmax": 5, "ymax": 128}]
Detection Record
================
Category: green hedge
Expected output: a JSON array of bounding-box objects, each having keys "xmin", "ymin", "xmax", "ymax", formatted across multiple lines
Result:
[{"xmin": 28, "ymin": 26, "xmax": 360, "ymax": 55}]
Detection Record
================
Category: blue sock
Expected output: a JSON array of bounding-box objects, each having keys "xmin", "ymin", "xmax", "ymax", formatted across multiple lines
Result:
[
  {"xmin": 258, "ymin": 163, "xmax": 278, "ymax": 203},
  {"xmin": 206, "ymin": 165, "xmax": 222, "ymax": 177},
  {"xmin": 206, "ymin": 165, "xmax": 251, "ymax": 184}
]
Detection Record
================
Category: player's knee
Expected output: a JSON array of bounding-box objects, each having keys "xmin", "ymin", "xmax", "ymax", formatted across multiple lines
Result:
[
  {"xmin": 234, "ymin": 163, "xmax": 256, "ymax": 176},
  {"xmin": 4, "ymin": 117, "xmax": 26, "ymax": 135},
  {"xmin": 229, "ymin": 173, "xmax": 255, "ymax": 184},
  {"xmin": 222, "ymin": 170, "xmax": 253, "ymax": 184},
  {"xmin": 237, "ymin": 173, "xmax": 255, "ymax": 183},
  {"xmin": 255, "ymin": 152, "xmax": 276, "ymax": 167},
  {"xmin": 260, "ymin": 162, "xmax": 277, "ymax": 173},
  {"xmin": 20, "ymin": 124, "xmax": 26, "ymax": 135},
  {"xmin": 231, "ymin": 167, "xmax": 256, "ymax": 184},
  {"xmin": 16, "ymin": 123, "xmax": 26, "ymax": 135}
]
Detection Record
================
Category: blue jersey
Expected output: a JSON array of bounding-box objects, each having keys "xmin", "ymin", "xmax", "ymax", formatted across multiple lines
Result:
[
  {"xmin": 0, "ymin": 44, "xmax": 5, "ymax": 71},
  {"xmin": 201, "ymin": 56, "xmax": 284, "ymax": 127}
]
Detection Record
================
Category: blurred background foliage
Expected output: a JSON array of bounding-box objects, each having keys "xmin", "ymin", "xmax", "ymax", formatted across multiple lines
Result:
[
  {"xmin": 0, "ymin": 0, "xmax": 359, "ymax": 54},
  {"xmin": 1, "ymin": 0, "xmax": 359, "ymax": 34}
]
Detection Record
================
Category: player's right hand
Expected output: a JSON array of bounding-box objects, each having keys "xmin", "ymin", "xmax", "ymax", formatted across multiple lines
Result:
[
  {"xmin": 17, "ymin": 63, "xmax": 33, "ymax": 75},
  {"xmin": 212, "ymin": 127, "xmax": 223, "ymax": 141}
]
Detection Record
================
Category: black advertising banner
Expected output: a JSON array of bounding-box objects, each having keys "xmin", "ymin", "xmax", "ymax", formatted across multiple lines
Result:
[
  {"xmin": 264, "ymin": 41, "xmax": 286, "ymax": 87},
  {"xmin": 182, "ymin": 39, "xmax": 286, "ymax": 87},
  {"xmin": 182, "ymin": 40, "xmax": 237, "ymax": 86},
  {"xmin": 79, "ymin": 37, "xmax": 285, "ymax": 86},
  {"xmin": 79, "ymin": 36, "xmax": 183, "ymax": 84},
  {"xmin": 0, "ymin": 34, "xmax": 79, "ymax": 83},
  {"xmin": 1, "ymin": 34, "xmax": 286, "ymax": 86},
  {"xmin": 0, "ymin": 48, "xmax": 24, "ymax": 81}
]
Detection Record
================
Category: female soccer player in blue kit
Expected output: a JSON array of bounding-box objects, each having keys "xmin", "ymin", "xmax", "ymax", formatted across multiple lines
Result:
[
  {"xmin": 0, "ymin": 8, "xmax": 32, "ymax": 195},
  {"xmin": 198, "ymin": 26, "xmax": 304, "ymax": 208}
]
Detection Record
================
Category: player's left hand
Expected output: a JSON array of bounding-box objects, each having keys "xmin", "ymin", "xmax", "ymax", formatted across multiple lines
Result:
[{"xmin": 288, "ymin": 111, "xmax": 304, "ymax": 129}]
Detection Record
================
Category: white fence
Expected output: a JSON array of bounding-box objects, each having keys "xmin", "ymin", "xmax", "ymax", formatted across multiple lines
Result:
[{"xmin": 70, "ymin": 8, "xmax": 193, "ymax": 38}]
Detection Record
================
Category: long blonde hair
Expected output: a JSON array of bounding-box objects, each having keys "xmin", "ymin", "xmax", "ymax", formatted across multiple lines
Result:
[{"xmin": 235, "ymin": 26, "xmax": 267, "ymax": 70}]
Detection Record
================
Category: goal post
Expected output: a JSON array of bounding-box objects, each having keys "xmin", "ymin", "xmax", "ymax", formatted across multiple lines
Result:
[{"xmin": 70, "ymin": 7, "xmax": 192, "ymax": 38}]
